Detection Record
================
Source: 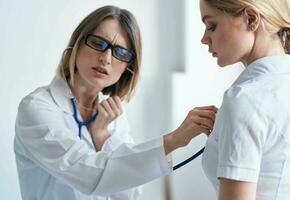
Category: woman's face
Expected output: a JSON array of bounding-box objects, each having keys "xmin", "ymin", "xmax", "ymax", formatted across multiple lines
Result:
[
  {"xmin": 199, "ymin": 0, "xmax": 254, "ymax": 67},
  {"xmin": 75, "ymin": 18, "xmax": 131, "ymax": 90}
]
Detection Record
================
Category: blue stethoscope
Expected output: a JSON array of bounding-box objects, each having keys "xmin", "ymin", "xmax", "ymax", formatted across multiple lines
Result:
[
  {"xmin": 70, "ymin": 96, "xmax": 204, "ymax": 171},
  {"xmin": 71, "ymin": 97, "xmax": 97, "ymax": 138}
]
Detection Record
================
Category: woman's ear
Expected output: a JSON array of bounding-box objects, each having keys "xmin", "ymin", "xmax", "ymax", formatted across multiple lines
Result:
[{"xmin": 244, "ymin": 7, "xmax": 261, "ymax": 31}]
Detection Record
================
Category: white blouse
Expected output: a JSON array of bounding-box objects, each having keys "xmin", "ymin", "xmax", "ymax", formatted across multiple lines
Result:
[{"xmin": 202, "ymin": 55, "xmax": 290, "ymax": 199}]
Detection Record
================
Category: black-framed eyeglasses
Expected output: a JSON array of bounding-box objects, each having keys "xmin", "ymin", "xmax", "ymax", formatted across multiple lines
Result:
[{"xmin": 84, "ymin": 34, "xmax": 135, "ymax": 63}]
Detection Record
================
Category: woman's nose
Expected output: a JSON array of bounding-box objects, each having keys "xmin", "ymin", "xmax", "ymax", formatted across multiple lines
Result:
[
  {"xmin": 98, "ymin": 49, "xmax": 112, "ymax": 66},
  {"xmin": 201, "ymin": 33, "xmax": 210, "ymax": 45}
]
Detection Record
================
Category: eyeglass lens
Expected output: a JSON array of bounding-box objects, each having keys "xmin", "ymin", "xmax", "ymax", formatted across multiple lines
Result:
[{"xmin": 85, "ymin": 34, "xmax": 135, "ymax": 63}]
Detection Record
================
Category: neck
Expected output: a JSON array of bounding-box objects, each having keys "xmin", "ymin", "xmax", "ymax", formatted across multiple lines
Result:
[
  {"xmin": 242, "ymin": 30, "xmax": 285, "ymax": 67},
  {"xmin": 71, "ymin": 73, "xmax": 102, "ymax": 110}
]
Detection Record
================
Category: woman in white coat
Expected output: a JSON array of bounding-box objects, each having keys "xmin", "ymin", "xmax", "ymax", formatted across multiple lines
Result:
[
  {"xmin": 199, "ymin": 0, "xmax": 290, "ymax": 199},
  {"xmin": 14, "ymin": 5, "xmax": 217, "ymax": 200}
]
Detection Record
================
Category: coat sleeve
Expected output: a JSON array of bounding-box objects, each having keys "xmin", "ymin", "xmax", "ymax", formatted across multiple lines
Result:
[{"xmin": 15, "ymin": 95, "xmax": 173, "ymax": 196}]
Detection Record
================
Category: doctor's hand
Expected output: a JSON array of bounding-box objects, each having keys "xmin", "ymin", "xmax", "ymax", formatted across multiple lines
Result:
[
  {"xmin": 89, "ymin": 96, "xmax": 123, "ymax": 150},
  {"xmin": 163, "ymin": 105, "xmax": 218, "ymax": 154}
]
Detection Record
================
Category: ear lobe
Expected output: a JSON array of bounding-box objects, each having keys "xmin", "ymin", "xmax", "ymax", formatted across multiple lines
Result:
[{"xmin": 244, "ymin": 7, "xmax": 260, "ymax": 31}]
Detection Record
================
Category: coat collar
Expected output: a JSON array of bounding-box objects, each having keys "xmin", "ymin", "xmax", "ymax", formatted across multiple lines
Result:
[
  {"xmin": 49, "ymin": 76, "xmax": 74, "ymax": 114},
  {"xmin": 233, "ymin": 54, "xmax": 290, "ymax": 86},
  {"xmin": 48, "ymin": 76, "xmax": 108, "ymax": 114}
]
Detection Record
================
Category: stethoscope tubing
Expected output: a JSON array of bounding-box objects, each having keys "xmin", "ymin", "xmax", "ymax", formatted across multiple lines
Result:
[
  {"xmin": 71, "ymin": 98, "xmax": 97, "ymax": 138},
  {"xmin": 173, "ymin": 147, "xmax": 205, "ymax": 171}
]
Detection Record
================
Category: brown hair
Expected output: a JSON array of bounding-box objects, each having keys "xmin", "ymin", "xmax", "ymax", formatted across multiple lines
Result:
[
  {"xmin": 56, "ymin": 5, "xmax": 142, "ymax": 100},
  {"xmin": 203, "ymin": 0, "xmax": 290, "ymax": 54}
]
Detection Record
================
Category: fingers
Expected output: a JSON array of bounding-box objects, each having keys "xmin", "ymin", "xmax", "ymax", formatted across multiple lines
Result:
[
  {"xmin": 98, "ymin": 96, "xmax": 123, "ymax": 120},
  {"xmin": 199, "ymin": 125, "xmax": 211, "ymax": 135},
  {"xmin": 185, "ymin": 105, "xmax": 218, "ymax": 135},
  {"xmin": 193, "ymin": 109, "xmax": 216, "ymax": 122},
  {"xmin": 194, "ymin": 105, "xmax": 218, "ymax": 113},
  {"xmin": 107, "ymin": 96, "xmax": 123, "ymax": 116},
  {"xmin": 97, "ymin": 103, "xmax": 108, "ymax": 117},
  {"xmin": 194, "ymin": 116, "xmax": 214, "ymax": 130},
  {"xmin": 191, "ymin": 105, "xmax": 218, "ymax": 126},
  {"xmin": 112, "ymin": 96, "xmax": 123, "ymax": 112}
]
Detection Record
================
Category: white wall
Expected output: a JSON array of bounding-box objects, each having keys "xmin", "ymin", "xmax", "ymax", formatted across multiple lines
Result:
[{"xmin": 0, "ymin": 0, "xmax": 244, "ymax": 199}]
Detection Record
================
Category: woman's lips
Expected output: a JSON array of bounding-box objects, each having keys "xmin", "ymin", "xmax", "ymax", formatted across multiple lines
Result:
[{"xmin": 92, "ymin": 67, "xmax": 108, "ymax": 78}]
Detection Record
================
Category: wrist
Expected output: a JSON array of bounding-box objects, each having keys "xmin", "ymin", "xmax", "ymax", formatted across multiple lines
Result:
[
  {"xmin": 91, "ymin": 128, "xmax": 111, "ymax": 151},
  {"xmin": 163, "ymin": 131, "xmax": 178, "ymax": 155}
]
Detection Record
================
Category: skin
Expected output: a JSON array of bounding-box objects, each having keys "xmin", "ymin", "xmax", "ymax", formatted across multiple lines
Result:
[
  {"xmin": 72, "ymin": 17, "xmax": 218, "ymax": 153},
  {"xmin": 199, "ymin": 0, "xmax": 286, "ymax": 199}
]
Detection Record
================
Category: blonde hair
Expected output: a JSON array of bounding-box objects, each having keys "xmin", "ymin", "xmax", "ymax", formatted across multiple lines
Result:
[
  {"xmin": 56, "ymin": 5, "xmax": 142, "ymax": 100},
  {"xmin": 204, "ymin": 0, "xmax": 290, "ymax": 54}
]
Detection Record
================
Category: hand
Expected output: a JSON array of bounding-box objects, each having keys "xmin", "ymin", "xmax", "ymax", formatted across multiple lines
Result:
[
  {"xmin": 164, "ymin": 105, "xmax": 218, "ymax": 154},
  {"xmin": 95, "ymin": 96, "xmax": 123, "ymax": 129},
  {"xmin": 89, "ymin": 96, "xmax": 123, "ymax": 150}
]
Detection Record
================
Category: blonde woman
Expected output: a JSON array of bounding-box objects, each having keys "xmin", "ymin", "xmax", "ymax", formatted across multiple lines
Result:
[
  {"xmin": 14, "ymin": 5, "xmax": 217, "ymax": 200},
  {"xmin": 199, "ymin": 0, "xmax": 290, "ymax": 199}
]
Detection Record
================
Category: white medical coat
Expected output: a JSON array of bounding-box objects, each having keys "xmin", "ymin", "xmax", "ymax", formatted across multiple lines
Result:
[{"xmin": 14, "ymin": 76, "xmax": 172, "ymax": 200}]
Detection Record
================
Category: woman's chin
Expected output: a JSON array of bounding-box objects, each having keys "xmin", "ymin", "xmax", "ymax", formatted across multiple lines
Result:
[
  {"xmin": 217, "ymin": 59, "xmax": 227, "ymax": 67},
  {"xmin": 217, "ymin": 58, "xmax": 235, "ymax": 68}
]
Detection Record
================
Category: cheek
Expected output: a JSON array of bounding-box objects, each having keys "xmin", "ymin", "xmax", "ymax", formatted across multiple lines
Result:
[
  {"xmin": 76, "ymin": 48, "xmax": 97, "ymax": 71},
  {"xmin": 76, "ymin": 48, "xmax": 88, "ymax": 69},
  {"xmin": 214, "ymin": 30, "xmax": 241, "ymax": 54},
  {"xmin": 211, "ymin": 28, "xmax": 230, "ymax": 50},
  {"xmin": 75, "ymin": 54, "xmax": 83, "ymax": 70},
  {"xmin": 216, "ymin": 33, "xmax": 228, "ymax": 47},
  {"xmin": 222, "ymin": 23, "xmax": 251, "ymax": 52},
  {"xmin": 226, "ymin": 31, "xmax": 253, "ymax": 56}
]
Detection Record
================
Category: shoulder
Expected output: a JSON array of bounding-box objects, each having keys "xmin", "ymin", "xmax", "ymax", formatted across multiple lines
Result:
[
  {"xmin": 19, "ymin": 86, "xmax": 51, "ymax": 108},
  {"xmin": 222, "ymin": 85, "xmax": 254, "ymax": 118},
  {"xmin": 223, "ymin": 76, "xmax": 269, "ymax": 111},
  {"xmin": 220, "ymin": 83, "xmax": 268, "ymax": 127},
  {"xmin": 17, "ymin": 85, "xmax": 59, "ymax": 121}
]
